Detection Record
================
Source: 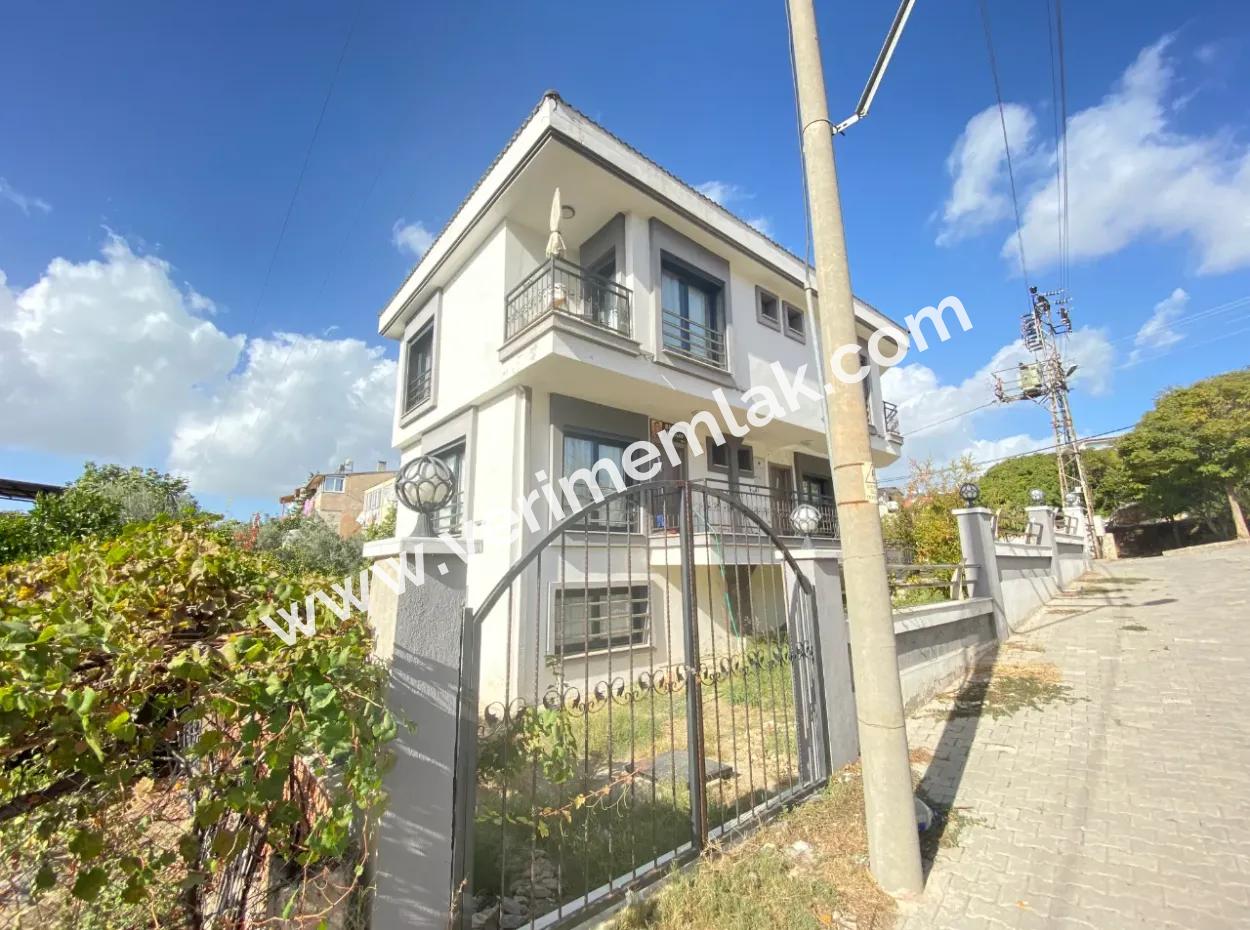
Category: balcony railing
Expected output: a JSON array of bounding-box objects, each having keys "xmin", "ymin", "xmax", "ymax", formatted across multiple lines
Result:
[
  {"xmin": 661, "ymin": 308, "xmax": 727, "ymax": 369},
  {"xmin": 504, "ymin": 257, "xmax": 632, "ymax": 341},
  {"xmin": 883, "ymin": 400, "xmax": 901, "ymax": 436},
  {"xmin": 684, "ymin": 477, "xmax": 838, "ymax": 539}
]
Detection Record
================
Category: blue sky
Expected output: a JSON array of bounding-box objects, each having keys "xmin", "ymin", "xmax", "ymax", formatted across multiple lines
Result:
[{"xmin": 2, "ymin": 0, "xmax": 1249, "ymax": 514}]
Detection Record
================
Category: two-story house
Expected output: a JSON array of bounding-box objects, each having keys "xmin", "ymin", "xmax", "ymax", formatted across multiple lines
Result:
[{"xmin": 372, "ymin": 92, "xmax": 906, "ymax": 701}]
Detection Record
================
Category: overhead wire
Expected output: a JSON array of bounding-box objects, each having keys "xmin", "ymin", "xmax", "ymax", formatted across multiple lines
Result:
[
  {"xmin": 875, "ymin": 424, "xmax": 1135, "ymax": 486},
  {"xmin": 1054, "ymin": 0, "xmax": 1073, "ymax": 294},
  {"xmin": 976, "ymin": 0, "xmax": 1031, "ymax": 293},
  {"xmin": 1043, "ymin": 0, "xmax": 1066, "ymax": 292},
  {"xmin": 191, "ymin": 1, "xmax": 364, "ymax": 489}
]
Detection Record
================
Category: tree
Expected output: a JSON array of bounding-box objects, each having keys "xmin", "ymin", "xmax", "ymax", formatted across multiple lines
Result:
[
  {"xmin": 979, "ymin": 448, "xmax": 1138, "ymax": 516},
  {"xmin": 1118, "ymin": 368, "xmax": 1250, "ymax": 539},
  {"xmin": 881, "ymin": 456, "xmax": 976, "ymax": 565},
  {"xmin": 255, "ymin": 513, "xmax": 365, "ymax": 577}
]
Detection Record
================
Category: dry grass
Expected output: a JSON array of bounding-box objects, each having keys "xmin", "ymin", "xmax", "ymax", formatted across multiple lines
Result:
[
  {"xmin": 1121, "ymin": 624, "xmax": 1149, "ymax": 633},
  {"xmin": 1001, "ymin": 640, "xmax": 1045, "ymax": 654},
  {"xmin": 929, "ymin": 660, "xmax": 1075, "ymax": 720},
  {"xmin": 607, "ymin": 765, "xmax": 894, "ymax": 930}
]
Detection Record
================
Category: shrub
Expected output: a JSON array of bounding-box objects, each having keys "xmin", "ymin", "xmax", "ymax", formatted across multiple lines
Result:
[
  {"xmin": 254, "ymin": 513, "xmax": 364, "ymax": 578},
  {"xmin": 0, "ymin": 518, "xmax": 396, "ymax": 928}
]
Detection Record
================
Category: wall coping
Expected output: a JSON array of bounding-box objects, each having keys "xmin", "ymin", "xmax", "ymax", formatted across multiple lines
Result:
[
  {"xmin": 362, "ymin": 535, "xmax": 484, "ymax": 560},
  {"xmin": 995, "ymin": 541, "xmax": 1051, "ymax": 558},
  {"xmin": 892, "ymin": 595, "xmax": 994, "ymax": 634}
]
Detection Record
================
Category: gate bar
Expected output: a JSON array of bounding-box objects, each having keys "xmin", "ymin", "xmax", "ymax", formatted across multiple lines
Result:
[{"xmin": 678, "ymin": 482, "xmax": 708, "ymax": 850}]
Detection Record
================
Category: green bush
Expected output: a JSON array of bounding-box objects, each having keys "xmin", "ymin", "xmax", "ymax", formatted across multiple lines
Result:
[
  {"xmin": 0, "ymin": 518, "xmax": 396, "ymax": 927},
  {"xmin": 0, "ymin": 463, "xmax": 198, "ymax": 567},
  {"xmin": 255, "ymin": 513, "xmax": 364, "ymax": 577}
]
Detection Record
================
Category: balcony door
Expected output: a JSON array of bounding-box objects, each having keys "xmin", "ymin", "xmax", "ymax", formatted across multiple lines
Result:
[{"xmin": 768, "ymin": 464, "xmax": 794, "ymax": 534}]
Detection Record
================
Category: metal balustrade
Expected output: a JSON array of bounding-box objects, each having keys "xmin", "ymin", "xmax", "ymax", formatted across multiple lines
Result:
[
  {"xmin": 693, "ymin": 477, "xmax": 838, "ymax": 539},
  {"xmin": 661, "ymin": 309, "xmax": 727, "ymax": 369},
  {"xmin": 504, "ymin": 257, "xmax": 633, "ymax": 341},
  {"xmin": 883, "ymin": 400, "xmax": 902, "ymax": 436}
]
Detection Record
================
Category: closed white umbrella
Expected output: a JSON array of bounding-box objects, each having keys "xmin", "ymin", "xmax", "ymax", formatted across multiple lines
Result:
[{"xmin": 545, "ymin": 187, "xmax": 566, "ymax": 258}]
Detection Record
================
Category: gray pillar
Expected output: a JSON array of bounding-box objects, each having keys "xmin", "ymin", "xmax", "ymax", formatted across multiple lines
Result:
[
  {"xmin": 1027, "ymin": 505, "xmax": 1057, "ymax": 550},
  {"xmin": 953, "ymin": 507, "xmax": 1007, "ymax": 640},
  {"xmin": 1027, "ymin": 505, "xmax": 1059, "ymax": 580},
  {"xmin": 370, "ymin": 553, "xmax": 468, "ymax": 930},
  {"xmin": 786, "ymin": 552, "xmax": 858, "ymax": 771}
]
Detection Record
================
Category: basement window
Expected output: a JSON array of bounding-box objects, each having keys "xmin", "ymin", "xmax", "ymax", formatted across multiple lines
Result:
[{"xmin": 554, "ymin": 585, "xmax": 649, "ymax": 655}]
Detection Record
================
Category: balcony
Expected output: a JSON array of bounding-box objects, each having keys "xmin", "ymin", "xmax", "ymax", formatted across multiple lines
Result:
[
  {"xmin": 504, "ymin": 257, "xmax": 632, "ymax": 341},
  {"xmin": 661, "ymin": 309, "xmax": 727, "ymax": 370},
  {"xmin": 883, "ymin": 400, "xmax": 902, "ymax": 437},
  {"xmin": 692, "ymin": 477, "xmax": 838, "ymax": 539}
]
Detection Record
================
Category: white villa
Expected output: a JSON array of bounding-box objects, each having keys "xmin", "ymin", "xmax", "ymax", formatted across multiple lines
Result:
[{"xmin": 369, "ymin": 91, "xmax": 910, "ymax": 703}]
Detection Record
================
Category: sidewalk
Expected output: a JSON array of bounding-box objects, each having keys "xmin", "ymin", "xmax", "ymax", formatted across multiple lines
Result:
[{"xmin": 898, "ymin": 543, "xmax": 1250, "ymax": 930}]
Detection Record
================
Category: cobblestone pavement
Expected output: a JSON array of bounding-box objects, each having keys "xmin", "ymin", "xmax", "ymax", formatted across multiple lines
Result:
[{"xmin": 897, "ymin": 543, "xmax": 1250, "ymax": 930}]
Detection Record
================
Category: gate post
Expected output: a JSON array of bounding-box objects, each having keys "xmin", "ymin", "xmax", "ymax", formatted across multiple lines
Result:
[
  {"xmin": 784, "ymin": 551, "xmax": 858, "ymax": 772},
  {"xmin": 367, "ymin": 547, "xmax": 469, "ymax": 930},
  {"xmin": 678, "ymin": 482, "xmax": 708, "ymax": 849},
  {"xmin": 954, "ymin": 507, "xmax": 1008, "ymax": 640}
]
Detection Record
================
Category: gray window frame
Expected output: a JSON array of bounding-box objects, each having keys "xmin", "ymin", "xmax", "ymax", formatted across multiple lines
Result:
[
  {"xmin": 708, "ymin": 443, "xmax": 755, "ymax": 477},
  {"xmin": 783, "ymin": 301, "xmax": 806, "ymax": 343},
  {"xmin": 756, "ymin": 287, "xmax": 781, "ymax": 331},
  {"xmin": 403, "ymin": 322, "xmax": 436, "ymax": 415}
]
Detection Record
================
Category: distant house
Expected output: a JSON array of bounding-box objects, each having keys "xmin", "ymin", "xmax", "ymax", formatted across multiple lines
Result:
[
  {"xmin": 280, "ymin": 461, "xmax": 395, "ymax": 538},
  {"xmin": 357, "ymin": 476, "xmax": 398, "ymax": 531}
]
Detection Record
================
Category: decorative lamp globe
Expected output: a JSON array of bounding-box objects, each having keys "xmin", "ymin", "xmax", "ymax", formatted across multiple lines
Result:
[
  {"xmin": 1029, "ymin": 488, "xmax": 1045, "ymax": 504},
  {"xmin": 1065, "ymin": 490, "xmax": 1081, "ymax": 506},
  {"xmin": 790, "ymin": 503, "xmax": 822, "ymax": 536},
  {"xmin": 395, "ymin": 456, "xmax": 456, "ymax": 516},
  {"xmin": 958, "ymin": 482, "xmax": 981, "ymax": 506}
]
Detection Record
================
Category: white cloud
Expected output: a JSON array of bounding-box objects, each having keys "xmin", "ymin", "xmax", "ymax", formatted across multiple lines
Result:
[
  {"xmin": 939, "ymin": 37, "xmax": 1250, "ymax": 275},
  {"xmin": 0, "ymin": 177, "xmax": 51, "ymax": 215},
  {"xmin": 695, "ymin": 180, "xmax": 773, "ymax": 239},
  {"xmin": 745, "ymin": 216, "xmax": 773, "ymax": 236},
  {"xmin": 0, "ymin": 236, "xmax": 397, "ymax": 499},
  {"xmin": 935, "ymin": 104, "xmax": 1036, "ymax": 246},
  {"xmin": 1129, "ymin": 287, "xmax": 1187, "ymax": 363},
  {"xmin": 168, "ymin": 334, "xmax": 395, "ymax": 497},
  {"xmin": 879, "ymin": 325, "xmax": 1114, "ymax": 473},
  {"xmin": 694, "ymin": 181, "xmax": 746, "ymax": 206},
  {"xmin": 391, "ymin": 219, "xmax": 435, "ymax": 259}
]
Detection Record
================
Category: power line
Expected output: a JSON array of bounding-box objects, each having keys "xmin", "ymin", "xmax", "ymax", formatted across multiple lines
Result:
[
  {"xmin": 1118, "ymin": 321, "xmax": 1250, "ymax": 370},
  {"xmin": 904, "ymin": 399, "xmax": 1001, "ymax": 437},
  {"xmin": 875, "ymin": 423, "xmax": 1135, "ymax": 486},
  {"xmin": 1054, "ymin": 0, "xmax": 1073, "ymax": 293},
  {"xmin": 977, "ymin": 0, "xmax": 1030, "ymax": 290},
  {"xmin": 192, "ymin": 1, "xmax": 363, "ymax": 475},
  {"xmin": 1042, "ymin": 0, "xmax": 1065, "ymax": 291}
]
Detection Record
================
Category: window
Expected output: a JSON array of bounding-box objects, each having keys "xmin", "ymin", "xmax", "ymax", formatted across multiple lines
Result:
[
  {"xmin": 404, "ymin": 324, "xmax": 435, "ymax": 413},
  {"xmin": 709, "ymin": 443, "xmax": 755, "ymax": 477},
  {"xmin": 428, "ymin": 442, "xmax": 465, "ymax": 535},
  {"xmin": 364, "ymin": 484, "xmax": 395, "ymax": 512},
  {"xmin": 757, "ymin": 288, "xmax": 780, "ymax": 330},
  {"xmin": 563, "ymin": 434, "xmax": 636, "ymax": 530},
  {"xmin": 554, "ymin": 585, "xmax": 649, "ymax": 655},
  {"xmin": 801, "ymin": 475, "xmax": 830, "ymax": 502},
  {"xmin": 783, "ymin": 302, "xmax": 806, "ymax": 342},
  {"xmin": 321, "ymin": 475, "xmax": 345, "ymax": 493},
  {"xmin": 661, "ymin": 262, "xmax": 725, "ymax": 368}
]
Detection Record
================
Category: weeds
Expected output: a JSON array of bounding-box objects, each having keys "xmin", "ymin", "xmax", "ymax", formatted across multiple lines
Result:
[
  {"xmin": 607, "ymin": 766, "xmax": 894, "ymax": 930},
  {"xmin": 931, "ymin": 662, "xmax": 1075, "ymax": 720}
]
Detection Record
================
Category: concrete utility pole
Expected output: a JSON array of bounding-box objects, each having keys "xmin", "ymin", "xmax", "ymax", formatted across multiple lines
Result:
[{"xmin": 786, "ymin": 0, "xmax": 924, "ymax": 896}]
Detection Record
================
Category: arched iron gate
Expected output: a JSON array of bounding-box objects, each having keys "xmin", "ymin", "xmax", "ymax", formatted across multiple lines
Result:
[{"xmin": 451, "ymin": 480, "xmax": 830, "ymax": 929}]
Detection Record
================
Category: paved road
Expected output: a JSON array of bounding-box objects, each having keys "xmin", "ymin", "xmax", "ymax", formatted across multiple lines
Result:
[{"xmin": 898, "ymin": 543, "xmax": 1250, "ymax": 930}]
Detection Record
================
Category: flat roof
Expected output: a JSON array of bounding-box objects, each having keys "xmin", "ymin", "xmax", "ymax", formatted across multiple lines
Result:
[{"xmin": 0, "ymin": 478, "xmax": 66, "ymax": 502}]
